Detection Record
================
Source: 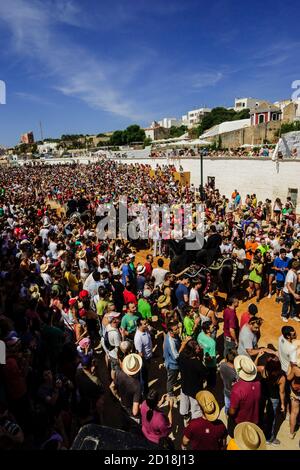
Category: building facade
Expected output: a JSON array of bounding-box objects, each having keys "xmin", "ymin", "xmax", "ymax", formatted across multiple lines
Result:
[
  {"xmin": 21, "ymin": 132, "xmax": 34, "ymax": 144},
  {"xmin": 234, "ymin": 97, "xmax": 261, "ymax": 111},
  {"xmin": 250, "ymin": 102, "xmax": 282, "ymax": 126},
  {"xmin": 182, "ymin": 108, "xmax": 211, "ymax": 128},
  {"xmin": 157, "ymin": 117, "xmax": 182, "ymax": 129}
]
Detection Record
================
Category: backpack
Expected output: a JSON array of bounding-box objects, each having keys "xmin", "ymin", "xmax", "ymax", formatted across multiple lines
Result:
[{"xmin": 104, "ymin": 330, "xmax": 115, "ymax": 351}]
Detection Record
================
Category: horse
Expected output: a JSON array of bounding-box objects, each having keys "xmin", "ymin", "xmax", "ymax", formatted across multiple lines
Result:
[{"xmin": 168, "ymin": 238, "xmax": 237, "ymax": 294}]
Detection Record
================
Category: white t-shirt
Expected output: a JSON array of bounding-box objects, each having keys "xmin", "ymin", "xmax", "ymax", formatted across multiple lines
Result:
[
  {"xmin": 189, "ymin": 287, "xmax": 199, "ymax": 307},
  {"xmin": 232, "ymin": 248, "xmax": 246, "ymax": 270},
  {"xmin": 283, "ymin": 269, "xmax": 297, "ymax": 294},
  {"xmin": 152, "ymin": 267, "xmax": 169, "ymax": 288},
  {"xmin": 278, "ymin": 335, "xmax": 297, "ymax": 373}
]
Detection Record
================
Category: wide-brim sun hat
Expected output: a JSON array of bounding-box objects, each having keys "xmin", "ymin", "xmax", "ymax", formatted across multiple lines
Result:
[
  {"xmin": 234, "ymin": 355, "xmax": 257, "ymax": 382},
  {"xmin": 157, "ymin": 294, "xmax": 171, "ymax": 309},
  {"xmin": 122, "ymin": 353, "xmax": 143, "ymax": 376},
  {"xmin": 234, "ymin": 422, "xmax": 266, "ymax": 450},
  {"xmin": 195, "ymin": 390, "xmax": 220, "ymax": 422},
  {"xmin": 136, "ymin": 264, "xmax": 146, "ymax": 275},
  {"xmin": 77, "ymin": 250, "xmax": 86, "ymax": 259},
  {"xmin": 40, "ymin": 263, "xmax": 49, "ymax": 273}
]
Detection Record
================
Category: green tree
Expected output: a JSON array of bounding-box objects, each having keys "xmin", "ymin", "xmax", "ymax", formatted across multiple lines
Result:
[
  {"xmin": 275, "ymin": 121, "xmax": 300, "ymax": 137},
  {"xmin": 196, "ymin": 107, "xmax": 250, "ymax": 136},
  {"xmin": 109, "ymin": 130, "xmax": 125, "ymax": 146},
  {"xmin": 123, "ymin": 124, "xmax": 145, "ymax": 144},
  {"xmin": 169, "ymin": 125, "xmax": 187, "ymax": 138}
]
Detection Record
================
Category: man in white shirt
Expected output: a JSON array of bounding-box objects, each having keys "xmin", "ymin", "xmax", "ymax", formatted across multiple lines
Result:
[
  {"xmin": 189, "ymin": 281, "xmax": 201, "ymax": 308},
  {"xmin": 278, "ymin": 326, "xmax": 297, "ymax": 373},
  {"xmin": 151, "ymin": 258, "xmax": 169, "ymax": 288},
  {"xmin": 134, "ymin": 318, "xmax": 153, "ymax": 394},
  {"xmin": 281, "ymin": 261, "xmax": 300, "ymax": 322}
]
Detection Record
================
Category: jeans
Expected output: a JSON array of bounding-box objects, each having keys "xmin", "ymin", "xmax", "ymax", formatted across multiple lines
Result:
[
  {"xmin": 166, "ymin": 368, "xmax": 179, "ymax": 396},
  {"xmin": 224, "ymin": 394, "xmax": 231, "ymax": 415},
  {"xmin": 179, "ymin": 392, "xmax": 202, "ymax": 419},
  {"xmin": 268, "ymin": 398, "xmax": 280, "ymax": 440},
  {"xmin": 282, "ymin": 292, "xmax": 297, "ymax": 318}
]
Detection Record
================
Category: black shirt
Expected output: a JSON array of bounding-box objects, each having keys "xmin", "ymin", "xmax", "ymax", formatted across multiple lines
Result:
[
  {"xmin": 178, "ymin": 354, "xmax": 208, "ymax": 398},
  {"xmin": 115, "ymin": 369, "xmax": 141, "ymax": 413}
]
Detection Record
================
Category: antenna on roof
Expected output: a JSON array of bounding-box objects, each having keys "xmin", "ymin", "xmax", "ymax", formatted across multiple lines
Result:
[{"xmin": 39, "ymin": 120, "xmax": 44, "ymax": 142}]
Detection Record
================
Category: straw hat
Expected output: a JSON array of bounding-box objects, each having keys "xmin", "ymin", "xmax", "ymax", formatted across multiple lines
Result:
[
  {"xmin": 157, "ymin": 294, "xmax": 171, "ymax": 309},
  {"xmin": 122, "ymin": 353, "xmax": 143, "ymax": 376},
  {"xmin": 234, "ymin": 355, "xmax": 257, "ymax": 382},
  {"xmin": 234, "ymin": 422, "xmax": 266, "ymax": 450},
  {"xmin": 195, "ymin": 390, "xmax": 220, "ymax": 422},
  {"xmin": 40, "ymin": 264, "xmax": 49, "ymax": 273},
  {"xmin": 136, "ymin": 264, "xmax": 146, "ymax": 275},
  {"xmin": 77, "ymin": 250, "xmax": 86, "ymax": 259}
]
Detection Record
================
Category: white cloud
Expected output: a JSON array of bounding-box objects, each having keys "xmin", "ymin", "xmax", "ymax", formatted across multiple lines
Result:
[
  {"xmin": 0, "ymin": 0, "xmax": 147, "ymax": 120},
  {"xmin": 190, "ymin": 71, "xmax": 224, "ymax": 88}
]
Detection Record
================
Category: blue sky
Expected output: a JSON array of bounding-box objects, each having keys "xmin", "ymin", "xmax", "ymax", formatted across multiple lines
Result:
[{"xmin": 0, "ymin": 0, "xmax": 299, "ymax": 146}]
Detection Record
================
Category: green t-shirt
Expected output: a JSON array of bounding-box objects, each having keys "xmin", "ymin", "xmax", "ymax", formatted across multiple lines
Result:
[
  {"xmin": 121, "ymin": 313, "xmax": 139, "ymax": 334},
  {"xmin": 138, "ymin": 299, "xmax": 152, "ymax": 320},
  {"xmin": 183, "ymin": 316, "xmax": 194, "ymax": 336},
  {"xmin": 96, "ymin": 300, "xmax": 108, "ymax": 317},
  {"xmin": 257, "ymin": 244, "xmax": 270, "ymax": 256},
  {"xmin": 197, "ymin": 331, "xmax": 216, "ymax": 368}
]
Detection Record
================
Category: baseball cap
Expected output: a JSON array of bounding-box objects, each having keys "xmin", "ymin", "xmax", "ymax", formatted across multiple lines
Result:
[{"xmin": 79, "ymin": 290, "xmax": 89, "ymax": 299}]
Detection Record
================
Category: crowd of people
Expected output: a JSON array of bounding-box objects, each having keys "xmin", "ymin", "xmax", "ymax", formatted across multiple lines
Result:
[
  {"xmin": 0, "ymin": 160, "xmax": 300, "ymax": 451},
  {"xmin": 150, "ymin": 145, "xmax": 276, "ymax": 160}
]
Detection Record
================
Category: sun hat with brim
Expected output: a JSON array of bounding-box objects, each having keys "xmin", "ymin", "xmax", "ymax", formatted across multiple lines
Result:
[
  {"xmin": 40, "ymin": 264, "xmax": 49, "ymax": 273},
  {"xmin": 79, "ymin": 337, "xmax": 90, "ymax": 349},
  {"xmin": 195, "ymin": 390, "xmax": 220, "ymax": 422},
  {"xmin": 234, "ymin": 422, "xmax": 266, "ymax": 450},
  {"xmin": 20, "ymin": 239, "xmax": 30, "ymax": 245},
  {"xmin": 157, "ymin": 294, "xmax": 171, "ymax": 309},
  {"xmin": 77, "ymin": 250, "xmax": 86, "ymax": 259},
  {"xmin": 108, "ymin": 312, "xmax": 121, "ymax": 322},
  {"xmin": 122, "ymin": 353, "xmax": 143, "ymax": 376},
  {"xmin": 136, "ymin": 264, "xmax": 146, "ymax": 275},
  {"xmin": 234, "ymin": 355, "xmax": 257, "ymax": 382}
]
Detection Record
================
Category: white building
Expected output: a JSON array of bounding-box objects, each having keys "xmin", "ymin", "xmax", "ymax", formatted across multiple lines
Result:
[
  {"xmin": 274, "ymin": 99, "xmax": 300, "ymax": 120},
  {"xmin": 182, "ymin": 108, "xmax": 211, "ymax": 128},
  {"xmin": 37, "ymin": 142, "xmax": 59, "ymax": 154},
  {"xmin": 234, "ymin": 97, "xmax": 261, "ymax": 111},
  {"xmin": 157, "ymin": 117, "xmax": 182, "ymax": 128}
]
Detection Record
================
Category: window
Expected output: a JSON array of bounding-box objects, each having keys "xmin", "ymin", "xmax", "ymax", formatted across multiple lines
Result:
[
  {"xmin": 288, "ymin": 188, "xmax": 298, "ymax": 207},
  {"xmin": 272, "ymin": 113, "xmax": 279, "ymax": 121}
]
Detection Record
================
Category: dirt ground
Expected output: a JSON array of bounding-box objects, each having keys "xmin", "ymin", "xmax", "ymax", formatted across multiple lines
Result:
[{"xmin": 49, "ymin": 201, "xmax": 300, "ymax": 449}]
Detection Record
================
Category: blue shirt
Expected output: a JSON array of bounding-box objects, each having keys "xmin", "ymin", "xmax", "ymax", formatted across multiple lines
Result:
[
  {"xmin": 122, "ymin": 264, "xmax": 130, "ymax": 286},
  {"xmin": 175, "ymin": 284, "xmax": 189, "ymax": 308},
  {"xmin": 273, "ymin": 257, "xmax": 289, "ymax": 282}
]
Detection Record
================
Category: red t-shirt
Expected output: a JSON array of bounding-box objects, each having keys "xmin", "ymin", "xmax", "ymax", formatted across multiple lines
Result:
[
  {"xmin": 184, "ymin": 417, "xmax": 227, "ymax": 451},
  {"xmin": 230, "ymin": 379, "xmax": 261, "ymax": 425},
  {"xmin": 223, "ymin": 307, "xmax": 239, "ymax": 340},
  {"xmin": 240, "ymin": 311, "xmax": 250, "ymax": 329},
  {"xmin": 3, "ymin": 357, "xmax": 27, "ymax": 401},
  {"xmin": 123, "ymin": 289, "xmax": 137, "ymax": 305},
  {"xmin": 144, "ymin": 262, "xmax": 153, "ymax": 279}
]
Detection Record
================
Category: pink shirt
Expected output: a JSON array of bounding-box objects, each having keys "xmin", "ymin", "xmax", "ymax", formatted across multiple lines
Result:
[{"xmin": 140, "ymin": 401, "xmax": 171, "ymax": 444}]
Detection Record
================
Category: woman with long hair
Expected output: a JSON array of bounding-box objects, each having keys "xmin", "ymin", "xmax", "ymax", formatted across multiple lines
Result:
[
  {"xmin": 273, "ymin": 198, "xmax": 282, "ymax": 224},
  {"xmin": 263, "ymin": 251, "xmax": 275, "ymax": 299},
  {"xmin": 248, "ymin": 250, "xmax": 264, "ymax": 303},
  {"xmin": 255, "ymin": 353, "xmax": 286, "ymax": 445},
  {"xmin": 140, "ymin": 389, "xmax": 172, "ymax": 445}
]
